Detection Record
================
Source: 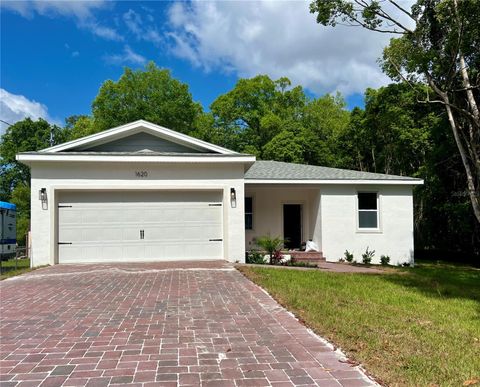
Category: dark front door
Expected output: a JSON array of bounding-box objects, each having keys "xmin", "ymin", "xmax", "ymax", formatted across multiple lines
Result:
[{"xmin": 283, "ymin": 204, "xmax": 302, "ymax": 249}]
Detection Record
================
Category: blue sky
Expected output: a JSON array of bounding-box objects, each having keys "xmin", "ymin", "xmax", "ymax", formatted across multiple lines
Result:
[{"xmin": 1, "ymin": 1, "xmax": 390, "ymax": 133}]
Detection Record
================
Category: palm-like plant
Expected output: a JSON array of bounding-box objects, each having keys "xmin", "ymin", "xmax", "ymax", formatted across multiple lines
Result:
[{"xmin": 256, "ymin": 235, "xmax": 285, "ymax": 265}]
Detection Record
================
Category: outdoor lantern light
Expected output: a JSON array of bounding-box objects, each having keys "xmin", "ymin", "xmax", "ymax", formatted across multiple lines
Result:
[
  {"xmin": 230, "ymin": 188, "xmax": 237, "ymax": 208},
  {"xmin": 39, "ymin": 188, "xmax": 47, "ymax": 202}
]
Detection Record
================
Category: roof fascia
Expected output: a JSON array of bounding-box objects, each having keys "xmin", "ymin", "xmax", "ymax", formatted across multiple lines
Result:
[{"xmin": 41, "ymin": 120, "xmax": 236, "ymax": 155}]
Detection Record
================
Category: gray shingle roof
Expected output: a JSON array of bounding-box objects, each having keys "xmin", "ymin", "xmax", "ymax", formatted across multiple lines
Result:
[{"xmin": 245, "ymin": 160, "xmax": 421, "ymax": 181}]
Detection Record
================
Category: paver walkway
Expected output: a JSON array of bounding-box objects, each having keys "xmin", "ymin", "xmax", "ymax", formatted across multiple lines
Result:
[{"xmin": 0, "ymin": 261, "xmax": 377, "ymax": 386}]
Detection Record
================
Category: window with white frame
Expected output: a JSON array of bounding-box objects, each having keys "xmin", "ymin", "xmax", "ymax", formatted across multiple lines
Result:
[
  {"xmin": 245, "ymin": 197, "xmax": 253, "ymax": 230},
  {"xmin": 357, "ymin": 192, "xmax": 379, "ymax": 229}
]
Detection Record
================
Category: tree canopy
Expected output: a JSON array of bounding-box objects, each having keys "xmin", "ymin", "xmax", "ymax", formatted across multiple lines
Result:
[
  {"xmin": 209, "ymin": 75, "xmax": 350, "ymax": 166},
  {"xmin": 310, "ymin": 0, "xmax": 480, "ymax": 223},
  {"xmin": 92, "ymin": 62, "xmax": 202, "ymax": 134}
]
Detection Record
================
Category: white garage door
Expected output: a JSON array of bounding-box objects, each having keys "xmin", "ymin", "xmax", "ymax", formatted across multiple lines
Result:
[{"xmin": 58, "ymin": 191, "xmax": 223, "ymax": 263}]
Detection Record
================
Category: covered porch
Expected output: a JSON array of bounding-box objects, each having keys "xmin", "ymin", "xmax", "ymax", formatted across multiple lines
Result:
[{"xmin": 244, "ymin": 184, "xmax": 323, "ymax": 258}]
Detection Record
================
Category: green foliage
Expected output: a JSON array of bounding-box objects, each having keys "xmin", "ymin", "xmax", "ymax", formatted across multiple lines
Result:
[
  {"xmin": 0, "ymin": 258, "xmax": 32, "ymax": 280},
  {"xmin": 344, "ymin": 250, "xmax": 354, "ymax": 263},
  {"xmin": 92, "ymin": 62, "xmax": 202, "ymax": 134},
  {"xmin": 10, "ymin": 183, "xmax": 30, "ymax": 245},
  {"xmin": 246, "ymin": 250, "xmax": 266, "ymax": 264},
  {"xmin": 362, "ymin": 247, "xmax": 375, "ymax": 265},
  {"xmin": 262, "ymin": 129, "xmax": 305, "ymax": 163},
  {"xmin": 64, "ymin": 115, "xmax": 96, "ymax": 140},
  {"xmin": 0, "ymin": 118, "xmax": 69, "ymax": 201},
  {"xmin": 341, "ymin": 83, "xmax": 436, "ymax": 175},
  {"xmin": 380, "ymin": 255, "xmax": 390, "ymax": 266},
  {"xmin": 256, "ymin": 235, "xmax": 285, "ymax": 265},
  {"xmin": 209, "ymin": 74, "xmax": 349, "ymax": 165}
]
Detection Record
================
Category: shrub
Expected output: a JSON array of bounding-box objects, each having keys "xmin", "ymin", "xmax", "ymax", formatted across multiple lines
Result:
[
  {"xmin": 246, "ymin": 250, "xmax": 266, "ymax": 264},
  {"xmin": 256, "ymin": 235, "xmax": 285, "ymax": 265},
  {"xmin": 272, "ymin": 249, "xmax": 284, "ymax": 265},
  {"xmin": 344, "ymin": 250, "xmax": 354, "ymax": 263},
  {"xmin": 362, "ymin": 247, "xmax": 375, "ymax": 265},
  {"xmin": 380, "ymin": 255, "xmax": 390, "ymax": 265}
]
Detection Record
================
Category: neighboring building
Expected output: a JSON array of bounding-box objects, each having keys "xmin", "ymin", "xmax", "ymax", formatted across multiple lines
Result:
[
  {"xmin": 0, "ymin": 201, "xmax": 17, "ymax": 260},
  {"xmin": 17, "ymin": 120, "xmax": 422, "ymax": 267}
]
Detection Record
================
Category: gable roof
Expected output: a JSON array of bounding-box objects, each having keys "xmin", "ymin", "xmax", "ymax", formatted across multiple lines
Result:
[
  {"xmin": 245, "ymin": 160, "xmax": 423, "ymax": 184},
  {"xmin": 42, "ymin": 120, "xmax": 237, "ymax": 155}
]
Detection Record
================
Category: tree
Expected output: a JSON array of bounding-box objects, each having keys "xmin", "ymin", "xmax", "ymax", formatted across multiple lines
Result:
[
  {"xmin": 209, "ymin": 74, "xmax": 350, "ymax": 165},
  {"xmin": 210, "ymin": 75, "xmax": 308, "ymax": 154},
  {"xmin": 0, "ymin": 118, "xmax": 68, "ymax": 200},
  {"xmin": 310, "ymin": 0, "xmax": 480, "ymax": 223},
  {"xmin": 92, "ymin": 62, "xmax": 202, "ymax": 134},
  {"xmin": 10, "ymin": 183, "xmax": 30, "ymax": 245},
  {"xmin": 343, "ymin": 83, "xmax": 436, "ymax": 176},
  {"xmin": 64, "ymin": 115, "xmax": 96, "ymax": 140}
]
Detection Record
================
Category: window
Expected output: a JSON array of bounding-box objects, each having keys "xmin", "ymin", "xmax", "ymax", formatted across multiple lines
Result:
[
  {"xmin": 245, "ymin": 197, "xmax": 253, "ymax": 230},
  {"xmin": 358, "ymin": 192, "xmax": 378, "ymax": 229}
]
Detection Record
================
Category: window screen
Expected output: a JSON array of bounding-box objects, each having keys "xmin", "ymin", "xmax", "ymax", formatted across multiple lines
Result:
[{"xmin": 358, "ymin": 193, "xmax": 378, "ymax": 229}]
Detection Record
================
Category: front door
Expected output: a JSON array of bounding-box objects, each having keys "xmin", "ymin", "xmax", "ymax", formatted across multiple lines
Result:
[{"xmin": 283, "ymin": 204, "xmax": 302, "ymax": 249}]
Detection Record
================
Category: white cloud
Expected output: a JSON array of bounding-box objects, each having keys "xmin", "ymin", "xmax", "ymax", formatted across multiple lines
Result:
[
  {"xmin": 1, "ymin": 0, "xmax": 122, "ymax": 41},
  {"xmin": 165, "ymin": 1, "xmax": 398, "ymax": 96},
  {"xmin": 123, "ymin": 9, "xmax": 162, "ymax": 45},
  {"xmin": 0, "ymin": 89, "xmax": 56, "ymax": 134},
  {"xmin": 104, "ymin": 45, "xmax": 147, "ymax": 66}
]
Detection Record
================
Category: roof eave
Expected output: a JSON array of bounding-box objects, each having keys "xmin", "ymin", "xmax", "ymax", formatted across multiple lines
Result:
[
  {"xmin": 245, "ymin": 179, "xmax": 424, "ymax": 185},
  {"xmin": 16, "ymin": 153, "xmax": 256, "ymax": 165}
]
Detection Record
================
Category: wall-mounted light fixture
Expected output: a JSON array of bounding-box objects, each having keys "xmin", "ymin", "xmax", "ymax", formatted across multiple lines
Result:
[
  {"xmin": 39, "ymin": 188, "xmax": 47, "ymax": 202},
  {"xmin": 230, "ymin": 188, "xmax": 237, "ymax": 208}
]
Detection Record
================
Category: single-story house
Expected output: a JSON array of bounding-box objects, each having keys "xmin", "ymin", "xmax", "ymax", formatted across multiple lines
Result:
[{"xmin": 17, "ymin": 120, "xmax": 423, "ymax": 267}]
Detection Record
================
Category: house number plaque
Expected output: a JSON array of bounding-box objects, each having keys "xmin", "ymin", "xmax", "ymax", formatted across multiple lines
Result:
[{"xmin": 135, "ymin": 171, "xmax": 148, "ymax": 178}]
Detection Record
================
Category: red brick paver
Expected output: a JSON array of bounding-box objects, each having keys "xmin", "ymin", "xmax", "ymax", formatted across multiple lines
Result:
[{"xmin": 1, "ymin": 261, "xmax": 377, "ymax": 386}]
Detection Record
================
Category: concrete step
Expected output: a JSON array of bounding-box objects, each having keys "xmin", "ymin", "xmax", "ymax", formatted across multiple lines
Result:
[{"xmin": 289, "ymin": 251, "xmax": 325, "ymax": 263}]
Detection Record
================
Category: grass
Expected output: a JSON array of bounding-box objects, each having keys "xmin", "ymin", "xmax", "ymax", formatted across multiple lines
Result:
[
  {"xmin": 238, "ymin": 261, "xmax": 480, "ymax": 386},
  {"xmin": 0, "ymin": 258, "xmax": 32, "ymax": 280}
]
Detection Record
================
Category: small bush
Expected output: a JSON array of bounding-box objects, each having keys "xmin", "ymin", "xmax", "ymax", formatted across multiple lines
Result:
[
  {"xmin": 271, "ymin": 249, "xmax": 284, "ymax": 265},
  {"xmin": 256, "ymin": 235, "xmax": 285, "ymax": 265},
  {"xmin": 344, "ymin": 250, "xmax": 354, "ymax": 263},
  {"xmin": 246, "ymin": 250, "xmax": 266, "ymax": 264},
  {"xmin": 362, "ymin": 247, "xmax": 375, "ymax": 265},
  {"xmin": 380, "ymin": 255, "xmax": 390, "ymax": 265}
]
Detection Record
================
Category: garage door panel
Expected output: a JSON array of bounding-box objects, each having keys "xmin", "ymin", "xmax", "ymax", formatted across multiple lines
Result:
[{"xmin": 58, "ymin": 191, "xmax": 224, "ymax": 263}]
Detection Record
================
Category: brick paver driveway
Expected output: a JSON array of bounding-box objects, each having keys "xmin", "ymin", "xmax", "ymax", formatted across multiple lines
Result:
[{"xmin": 0, "ymin": 261, "xmax": 376, "ymax": 386}]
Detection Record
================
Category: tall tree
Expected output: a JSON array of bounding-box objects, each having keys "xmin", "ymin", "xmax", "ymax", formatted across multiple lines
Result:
[
  {"xmin": 92, "ymin": 62, "xmax": 202, "ymax": 134},
  {"xmin": 0, "ymin": 118, "xmax": 68, "ymax": 200},
  {"xmin": 343, "ymin": 83, "xmax": 436, "ymax": 176},
  {"xmin": 310, "ymin": 0, "xmax": 480, "ymax": 223},
  {"xmin": 209, "ymin": 75, "xmax": 349, "ymax": 165}
]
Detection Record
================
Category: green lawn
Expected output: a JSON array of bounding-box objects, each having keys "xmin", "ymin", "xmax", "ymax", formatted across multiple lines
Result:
[
  {"xmin": 239, "ymin": 262, "xmax": 480, "ymax": 386},
  {"xmin": 0, "ymin": 258, "xmax": 32, "ymax": 280}
]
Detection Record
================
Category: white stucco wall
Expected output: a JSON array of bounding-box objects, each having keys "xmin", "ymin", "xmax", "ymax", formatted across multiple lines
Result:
[
  {"xmin": 29, "ymin": 161, "xmax": 246, "ymax": 266},
  {"xmin": 320, "ymin": 185, "xmax": 414, "ymax": 265},
  {"xmin": 244, "ymin": 186, "xmax": 322, "ymax": 251}
]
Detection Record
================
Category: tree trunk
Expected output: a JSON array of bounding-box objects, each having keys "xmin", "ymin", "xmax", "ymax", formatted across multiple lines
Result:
[{"xmin": 443, "ymin": 95, "xmax": 480, "ymax": 224}]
